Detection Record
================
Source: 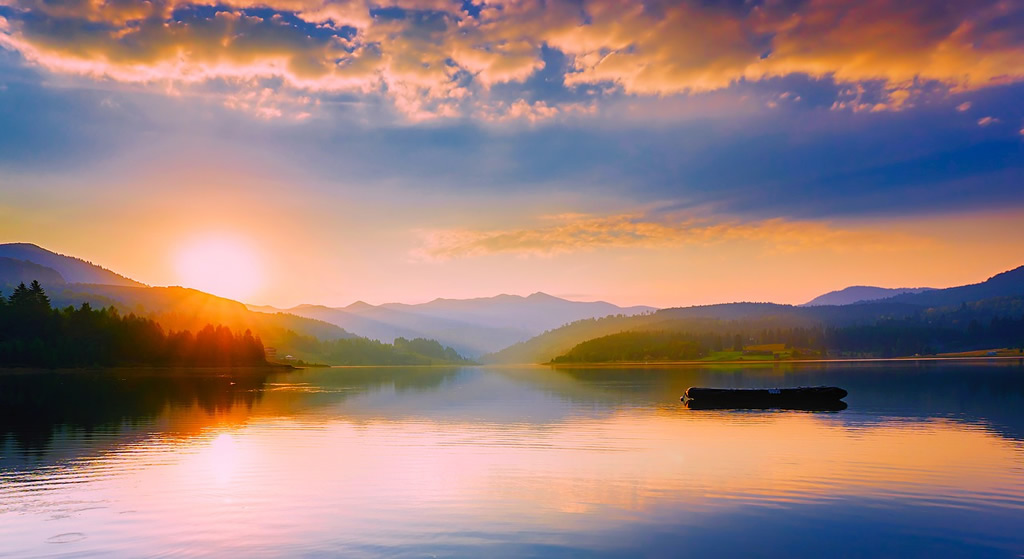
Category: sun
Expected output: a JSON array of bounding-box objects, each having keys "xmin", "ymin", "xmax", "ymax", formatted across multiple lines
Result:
[{"xmin": 175, "ymin": 235, "xmax": 264, "ymax": 301}]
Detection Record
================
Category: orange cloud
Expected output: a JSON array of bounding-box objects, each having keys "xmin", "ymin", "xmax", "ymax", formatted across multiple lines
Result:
[
  {"xmin": 554, "ymin": 0, "xmax": 1023, "ymax": 97},
  {"xmin": 0, "ymin": 0, "xmax": 1020, "ymax": 119},
  {"xmin": 411, "ymin": 212, "xmax": 929, "ymax": 261}
]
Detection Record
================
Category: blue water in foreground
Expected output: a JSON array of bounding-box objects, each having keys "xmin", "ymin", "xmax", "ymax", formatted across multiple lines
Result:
[{"xmin": 1, "ymin": 361, "xmax": 1023, "ymax": 557}]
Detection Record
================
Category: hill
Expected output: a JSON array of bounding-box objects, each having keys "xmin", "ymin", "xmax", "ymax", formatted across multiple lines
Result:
[
  {"xmin": 0, "ymin": 243, "xmax": 144, "ymax": 287},
  {"xmin": 803, "ymin": 286, "xmax": 932, "ymax": 306},
  {"xmin": 551, "ymin": 294, "xmax": 1024, "ymax": 363},
  {"xmin": 483, "ymin": 313, "xmax": 653, "ymax": 364},
  {"xmin": 881, "ymin": 266, "xmax": 1024, "ymax": 307},
  {"xmin": 379, "ymin": 292, "xmax": 655, "ymax": 332},
  {"xmin": 262, "ymin": 292, "xmax": 656, "ymax": 357},
  {"xmin": 266, "ymin": 303, "xmax": 526, "ymax": 358},
  {"xmin": 0, "ymin": 284, "xmax": 268, "ymax": 368},
  {"xmin": 487, "ymin": 265, "xmax": 1024, "ymax": 363},
  {"xmin": 41, "ymin": 283, "xmax": 353, "ymax": 346},
  {"xmin": 0, "ymin": 245, "xmax": 361, "ymax": 360},
  {"xmin": 0, "ymin": 257, "xmax": 66, "ymax": 288},
  {"xmin": 550, "ymin": 300, "xmax": 1024, "ymax": 362},
  {"xmin": 0, "ymin": 243, "xmax": 476, "ymax": 365}
]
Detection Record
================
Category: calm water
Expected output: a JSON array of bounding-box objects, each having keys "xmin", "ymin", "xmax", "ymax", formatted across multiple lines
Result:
[{"xmin": 1, "ymin": 362, "xmax": 1023, "ymax": 557}]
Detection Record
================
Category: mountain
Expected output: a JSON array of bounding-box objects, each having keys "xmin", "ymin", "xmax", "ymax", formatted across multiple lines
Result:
[
  {"xmin": 0, "ymin": 257, "xmax": 66, "ymax": 288},
  {"xmin": 273, "ymin": 303, "xmax": 527, "ymax": 358},
  {"xmin": 0, "ymin": 242, "xmax": 485, "ymax": 365},
  {"xmin": 0, "ymin": 243, "xmax": 144, "ymax": 287},
  {"xmin": 378, "ymin": 292, "xmax": 655, "ymax": 332},
  {"xmin": 803, "ymin": 286, "xmax": 933, "ymax": 306},
  {"xmin": 0, "ymin": 244, "xmax": 355, "ymax": 358},
  {"xmin": 881, "ymin": 266, "xmax": 1024, "ymax": 307},
  {"xmin": 260, "ymin": 293, "xmax": 657, "ymax": 357},
  {"xmin": 41, "ymin": 283, "xmax": 352, "ymax": 341},
  {"xmin": 483, "ymin": 313, "xmax": 652, "ymax": 364},
  {"xmin": 483, "ymin": 302, "xmax": 844, "ymax": 364},
  {"xmin": 486, "ymin": 265, "xmax": 1024, "ymax": 363}
]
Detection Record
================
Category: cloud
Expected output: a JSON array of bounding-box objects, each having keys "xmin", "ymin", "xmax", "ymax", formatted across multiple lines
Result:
[
  {"xmin": 411, "ymin": 212, "xmax": 926, "ymax": 261},
  {"xmin": 977, "ymin": 116, "xmax": 1000, "ymax": 126},
  {"xmin": 0, "ymin": 0, "xmax": 1020, "ymax": 120},
  {"xmin": 223, "ymin": 86, "xmax": 318, "ymax": 119},
  {"xmin": 477, "ymin": 98, "xmax": 596, "ymax": 123}
]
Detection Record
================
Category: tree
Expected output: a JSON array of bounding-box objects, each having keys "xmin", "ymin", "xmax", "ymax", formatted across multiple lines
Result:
[
  {"xmin": 0, "ymin": 280, "xmax": 268, "ymax": 368},
  {"xmin": 29, "ymin": 280, "xmax": 50, "ymax": 307},
  {"xmin": 7, "ymin": 282, "xmax": 30, "ymax": 306}
]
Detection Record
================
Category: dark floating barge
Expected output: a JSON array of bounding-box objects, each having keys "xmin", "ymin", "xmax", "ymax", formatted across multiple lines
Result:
[{"xmin": 682, "ymin": 386, "xmax": 848, "ymax": 411}]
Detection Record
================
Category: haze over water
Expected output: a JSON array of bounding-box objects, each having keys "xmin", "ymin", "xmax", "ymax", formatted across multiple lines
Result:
[{"xmin": 1, "ymin": 362, "xmax": 1022, "ymax": 557}]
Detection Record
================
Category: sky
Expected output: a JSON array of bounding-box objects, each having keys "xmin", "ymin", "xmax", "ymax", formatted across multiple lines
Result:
[{"xmin": 0, "ymin": 0, "xmax": 1022, "ymax": 308}]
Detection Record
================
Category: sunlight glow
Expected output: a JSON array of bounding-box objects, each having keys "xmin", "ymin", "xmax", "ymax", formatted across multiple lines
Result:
[
  {"xmin": 175, "ymin": 235, "xmax": 264, "ymax": 301},
  {"xmin": 205, "ymin": 432, "xmax": 240, "ymax": 487}
]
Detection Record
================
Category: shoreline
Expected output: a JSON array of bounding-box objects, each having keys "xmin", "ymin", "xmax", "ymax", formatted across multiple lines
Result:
[
  {"xmin": 0, "ymin": 363, "xmax": 295, "ymax": 375},
  {"xmin": 543, "ymin": 355, "xmax": 1024, "ymax": 367}
]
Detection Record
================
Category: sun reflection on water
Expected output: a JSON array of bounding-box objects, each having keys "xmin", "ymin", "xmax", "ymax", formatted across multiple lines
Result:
[
  {"xmin": 1, "ymin": 364, "xmax": 1023, "ymax": 557},
  {"xmin": 204, "ymin": 432, "xmax": 241, "ymax": 488}
]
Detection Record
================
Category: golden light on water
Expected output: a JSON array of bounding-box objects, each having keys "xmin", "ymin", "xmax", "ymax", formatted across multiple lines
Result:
[{"xmin": 2, "ymin": 366, "xmax": 1023, "ymax": 556}]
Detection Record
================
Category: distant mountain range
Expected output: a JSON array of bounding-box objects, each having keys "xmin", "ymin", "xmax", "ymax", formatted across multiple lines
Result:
[
  {"xmin": 0, "ymin": 242, "xmax": 655, "ymax": 360},
  {"xmin": 802, "ymin": 286, "xmax": 933, "ymax": 306},
  {"xmin": 4, "ymin": 241, "xmax": 1022, "ymax": 364},
  {"xmin": 251, "ymin": 294, "xmax": 656, "ymax": 357}
]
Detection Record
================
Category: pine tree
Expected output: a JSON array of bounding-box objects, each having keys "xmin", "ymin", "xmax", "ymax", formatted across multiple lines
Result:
[
  {"xmin": 28, "ymin": 280, "xmax": 50, "ymax": 307},
  {"xmin": 8, "ymin": 282, "xmax": 30, "ymax": 306}
]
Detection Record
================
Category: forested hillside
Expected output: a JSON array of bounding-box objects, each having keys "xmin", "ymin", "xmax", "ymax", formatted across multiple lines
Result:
[
  {"xmin": 483, "ymin": 313, "xmax": 652, "ymax": 364},
  {"xmin": 552, "ymin": 298, "xmax": 1024, "ymax": 362},
  {"xmin": 268, "ymin": 329, "xmax": 475, "ymax": 366},
  {"xmin": 0, "ymin": 282, "xmax": 267, "ymax": 368},
  {"xmin": 486, "ymin": 264, "xmax": 1024, "ymax": 363}
]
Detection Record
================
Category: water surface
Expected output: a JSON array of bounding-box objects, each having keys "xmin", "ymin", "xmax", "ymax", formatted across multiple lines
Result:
[{"xmin": 2, "ymin": 362, "xmax": 1023, "ymax": 557}]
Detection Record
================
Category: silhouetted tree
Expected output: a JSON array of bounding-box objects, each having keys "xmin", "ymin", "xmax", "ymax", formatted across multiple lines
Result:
[{"xmin": 0, "ymin": 281, "xmax": 268, "ymax": 368}]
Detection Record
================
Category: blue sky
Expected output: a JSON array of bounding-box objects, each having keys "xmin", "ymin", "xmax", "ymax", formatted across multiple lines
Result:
[{"xmin": 0, "ymin": 0, "xmax": 1022, "ymax": 306}]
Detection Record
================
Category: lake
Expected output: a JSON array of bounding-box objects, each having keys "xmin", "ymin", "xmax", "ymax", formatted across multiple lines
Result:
[{"xmin": 2, "ymin": 362, "xmax": 1023, "ymax": 557}]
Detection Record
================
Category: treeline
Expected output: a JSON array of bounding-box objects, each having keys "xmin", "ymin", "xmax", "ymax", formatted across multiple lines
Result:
[
  {"xmin": 485, "ymin": 313, "xmax": 650, "ymax": 364},
  {"xmin": 552, "ymin": 314, "xmax": 1024, "ymax": 363},
  {"xmin": 552, "ymin": 331, "xmax": 708, "ymax": 363},
  {"xmin": 824, "ymin": 315, "xmax": 1024, "ymax": 357},
  {"xmin": 0, "ymin": 281, "xmax": 267, "ymax": 367},
  {"xmin": 270, "ymin": 329, "xmax": 474, "ymax": 366}
]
